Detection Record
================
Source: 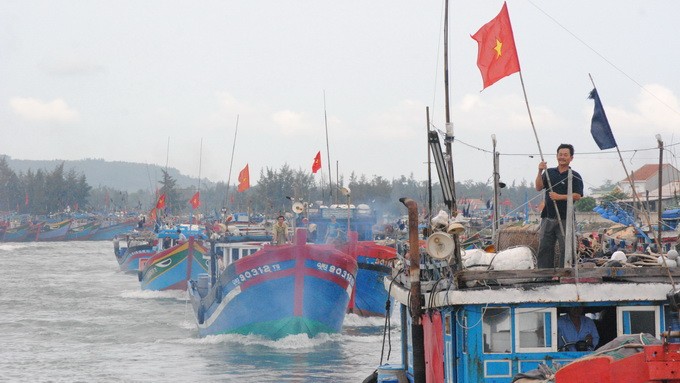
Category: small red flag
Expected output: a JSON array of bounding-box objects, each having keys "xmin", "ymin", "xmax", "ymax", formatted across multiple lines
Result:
[
  {"xmin": 149, "ymin": 207, "xmax": 157, "ymax": 222},
  {"xmin": 312, "ymin": 151, "xmax": 322, "ymax": 174},
  {"xmin": 471, "ymin": 2, "xmax": 520, "ymax": 89},
  {"xmin": 189, "ymin": 192, "xmax": 200, "ymax": 209},
  {"xmin": 25, "ymin": 191, "xmax": 29, "ymax": 206},
  {"xmin": 238, "ymin": 164, "xmax": 250, "ymax": 192},
  {"xmin": 155, "ymin": 193, "xmax": 166, "ymax": 209}
]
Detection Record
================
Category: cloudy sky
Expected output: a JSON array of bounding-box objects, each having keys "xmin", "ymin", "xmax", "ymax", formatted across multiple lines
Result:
[{"xmin": 1, "ymin": 1, "xmax": 678, "ymax": 196}]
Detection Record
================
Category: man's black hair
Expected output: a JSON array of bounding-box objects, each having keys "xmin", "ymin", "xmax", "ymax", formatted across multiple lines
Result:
[{"xmin": 557, "ymin": 143, "xmax": 574, "ymax": 156}]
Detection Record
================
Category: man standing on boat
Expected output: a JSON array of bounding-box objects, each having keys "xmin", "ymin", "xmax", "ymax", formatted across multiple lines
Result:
[
  {"xmin": 273, "ymin": 215, "xmax": 289, "ymax": 245},
  {"xmin": 535, "ymin": 144, "xmax": 583, "ymax": 268}
]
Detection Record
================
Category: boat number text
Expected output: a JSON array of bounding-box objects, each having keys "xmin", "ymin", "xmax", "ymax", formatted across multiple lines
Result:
[
  {"xmin": 316, "ymin": 262, "xmax": 354, "ymax": 286},
  {"xmin": 231, "ymin": 264, "xmax": 282, "ymax": 286}
]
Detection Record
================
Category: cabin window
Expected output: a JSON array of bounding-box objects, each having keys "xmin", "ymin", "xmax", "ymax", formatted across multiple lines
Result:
[
  {"xmin": 231, "ymin": 248, "xmax": 240, "ymax": 262},
  {"xmin": 514, "ymin": 308, "xmax": 556, "ymax": 352},
  {"xmin": 617, "ymin": 306, "xmax": 660, "ymax": 337},
  {"xmin": 483, "ymin": 307, "xmax": 511, "ymax": 353}
]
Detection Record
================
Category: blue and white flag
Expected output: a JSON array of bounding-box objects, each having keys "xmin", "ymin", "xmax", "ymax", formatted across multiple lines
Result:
[{"xmin": 588, "ymin": 88, "xmax": 617, "ymax": 150}]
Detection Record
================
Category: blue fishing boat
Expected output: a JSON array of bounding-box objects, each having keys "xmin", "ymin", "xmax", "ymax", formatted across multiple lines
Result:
[
  {"xmin": 367, "ymin": 196, "xmax": 680, "ymax": 383},
  {"xmin": 113, "ymin": 231, "xmax": 157, "ymax": 273},
  {"xmin": 89, "ymin": 219, "xmax": 137, "ymax": 241},
  {"xmin": 139, "ymin": 226, "xmax": 209, "ymax": 291},
  {"xmin": 1, "ymin": 223, "xmax": 32, "ymax": 242},
  {"xmin": 187, "ymin": 228, "xmax": 357, "ymax": 339},
  {"xmin": 337, "ymin": 234, "xmax": 396, "ymax": 317},
  {"xmin": 65, "ymin": 220, "xmax": 100, "ymax": 240},
  {"xmin": 36, "ymin": 219, "xmax": 72, "ymax": 241}
]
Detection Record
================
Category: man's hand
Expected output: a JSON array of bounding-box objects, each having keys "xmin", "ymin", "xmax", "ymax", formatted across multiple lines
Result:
[{"xmin": 538, "ymin": 161, "xmax": 547, "ymax": 172}]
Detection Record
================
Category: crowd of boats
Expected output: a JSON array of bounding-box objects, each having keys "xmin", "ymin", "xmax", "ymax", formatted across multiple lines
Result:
[
  {"xmin": 0, "ymin": 214, "xmax": 138, "ymax": 242},
  {"xmin": 111, "ymin": 204, "xmax": 398, "ymax": 340}
]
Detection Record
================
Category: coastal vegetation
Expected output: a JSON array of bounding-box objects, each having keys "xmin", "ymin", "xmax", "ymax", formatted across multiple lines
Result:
[{"xmin": 0, "ymin": 157, "xmax": 599, "ymax": 218}]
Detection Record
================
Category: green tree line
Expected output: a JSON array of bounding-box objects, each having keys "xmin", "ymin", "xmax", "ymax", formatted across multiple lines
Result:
[{"xmin": 1, "ymin": 157, "xmax": 597, "ymax": 218}]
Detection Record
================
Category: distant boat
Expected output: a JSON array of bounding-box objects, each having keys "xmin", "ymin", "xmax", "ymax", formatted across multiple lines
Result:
[
  {"xmin": 65, "ymin": 220, "xmax": 100, "ymax": 241},
  {"xmin": 36, "ymin": 219, "xmax": 72, "ymax": 241},
  {"xmin": 188, "ymin": 228, "xmax": 357, "ymax": 339},
  {"xmin": 113, "ymin": 231, "xmax": 157, "ymax": 273},
  {"xmin": 89, "ymin": 219, "xmax": 137, "ymax": 241},
  {"xmin": 1, "ymin": 223, "xmax": 33, "ymax": 242}
]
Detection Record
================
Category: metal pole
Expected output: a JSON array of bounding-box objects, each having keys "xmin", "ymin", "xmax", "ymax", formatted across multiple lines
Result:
[
  {"xmin": 657, "ymin": 134, "xmax": 664, "ymax": 254},
  {"xmin": 400, "ymin": 197, "xmax": 425, "ymax": 383},
  {"xmin": 492, "ymin": 135, "xmax": 499, "ymax": 239}
]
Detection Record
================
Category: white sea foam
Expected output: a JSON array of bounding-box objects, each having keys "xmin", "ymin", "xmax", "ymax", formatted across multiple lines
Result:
[{"xmin": 120, "ymin": 289, "xmax": 187, "ymax": 301}]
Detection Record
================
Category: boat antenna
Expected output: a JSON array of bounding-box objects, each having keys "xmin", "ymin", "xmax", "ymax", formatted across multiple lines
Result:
[
  {"xmin": 224, "ymin": 115, "xmax": 240, "ymax": 212},
  {"xmin": 323, "ymin": 90, "xmax": 333, "ymax": 204}
]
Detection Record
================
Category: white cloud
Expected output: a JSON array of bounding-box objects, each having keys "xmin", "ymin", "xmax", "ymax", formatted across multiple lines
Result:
[
  {"xmin": 9, "ymin": 97, "xmax": 80, "ymax": 123},
  {"xmin": 271, "ymin": 110, "xmax": 315, "ymax": 135}
]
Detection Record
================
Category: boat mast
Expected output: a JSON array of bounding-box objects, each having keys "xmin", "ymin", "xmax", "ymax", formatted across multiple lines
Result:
[
  {"xmin": 224, "ymin": 115, "xmax": 240, "ymax": 212},
  {"xmin": 323, "ymin": 90, "xmax": 333, "ymax": 205},
  {"xmin": 657, "ymin": 134, "xmax": 664, "ymax": 254},
  {"xmin": 492, "ymin": 135, "xmax": 500, "ymax": 239}
]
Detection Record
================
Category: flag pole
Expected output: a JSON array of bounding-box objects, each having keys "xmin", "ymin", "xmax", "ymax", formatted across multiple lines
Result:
[
  {"xmin": 587, "ymin": 74, "xmax": 658, "ymax": 249},
  {"xmin": 518, "ymin": 71, "xmax": 566, "ymax": 267}
]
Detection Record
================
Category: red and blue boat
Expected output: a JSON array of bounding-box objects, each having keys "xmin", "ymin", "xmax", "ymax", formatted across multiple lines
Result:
[
  {"xmin": 139, "ymin": 228, "xmax": 209, "ymax": 291},
  {"xmin": 338, "ymin": 236, "xmax": 396, "ymax": 317},
  {"xmin": 188, "ymin": 228, "xmax": 357, "ymax": 339}
]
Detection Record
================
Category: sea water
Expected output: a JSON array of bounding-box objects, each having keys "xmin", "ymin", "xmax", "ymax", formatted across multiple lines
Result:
[{"xmin": 0, "ymin": 241, "xmax": 402, "ymax": 382}]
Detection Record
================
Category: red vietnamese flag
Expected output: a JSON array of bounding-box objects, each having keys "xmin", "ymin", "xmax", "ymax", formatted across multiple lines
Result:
[
  {"xmin": 312, "ymin": 151, "xmax": 322, "ymax": 174},
  {"xmin": 24, "ymin": 191, "xmax": 29, "ymax": 206},
  {"xmin": 149, "ymin": 207, "xmax": 157, "ymax": 222},
  {"xmin": 471, "ymin": 2, "xmax": 520, "ymax": 89},
  {"xmin": 155, "ymin": 193, "xmax": 166, "ymax": 209},
  {"xmin": 237, "ymin": 164, "xmax": 250, "ymax": 192},
  {"xmin": 189, "ymin": 191, "xmax": 200, "ymax": 209}
]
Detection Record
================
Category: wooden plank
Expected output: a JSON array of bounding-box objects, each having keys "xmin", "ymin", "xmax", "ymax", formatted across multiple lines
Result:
[{"xmin": 454, "ymin": 267, "xmax": 680, "ymax": 282}]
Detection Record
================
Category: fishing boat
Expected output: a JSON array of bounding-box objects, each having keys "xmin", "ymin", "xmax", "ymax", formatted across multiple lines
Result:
[
  {"xmin": 297, "ymin": 203, "xmax": 397, "ymax": 317},
  {"xmin": 365, "ymin": 2, "xmax": 680, "ymax": 382},
  {"xmin": 36, "ymin": 219, "xmax": 72, "ymax": 241},
  {"xmin": 89, "ymin": 219, "xmax": 137, "ymax": 241},
  {"xmin": 65, "ymin": 220, "xmax": 100, "ymax": 241},
  {"xmin": 337, "ymin": 234, "xmax": 396, "ymax": 317},
  {"xmin": 139, "ymin": 226, "xmax": 209, "ymax": 291},
  {"xmin": 113, "ymin": 230, "xmax": 157, "ymax": 273},
  {"xmin": 187, "ymin": 228, "xmax": 357, "ymax": 339},
  {"xmin": 1, "ymin": 222, "xmax": 33, "ymax": 242}
]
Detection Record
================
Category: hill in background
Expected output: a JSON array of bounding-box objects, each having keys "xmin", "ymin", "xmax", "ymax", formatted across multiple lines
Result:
[{"xmin": 2, "ymin": 156, "xmax": 211, "ymax": 192}]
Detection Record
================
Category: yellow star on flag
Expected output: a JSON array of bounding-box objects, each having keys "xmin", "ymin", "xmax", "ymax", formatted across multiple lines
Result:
[{"xmin": 494, "ymin": 38, "xmax": 503, "ymax": 58}]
